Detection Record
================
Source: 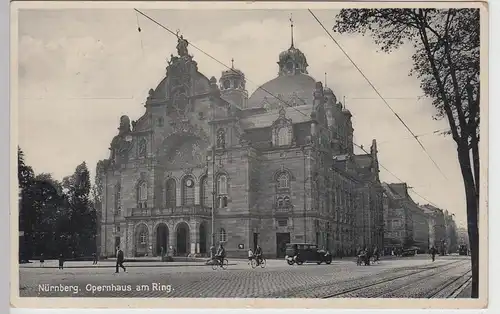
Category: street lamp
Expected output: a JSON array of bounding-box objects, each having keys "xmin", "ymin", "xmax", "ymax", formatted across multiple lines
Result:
[
  {"xmin": 205, "ymin": 147, "xmax": 216, "ymax": 251},
  {"xmin": 301, "ymin": 145, "xmax": 307, "ymax": 242}
]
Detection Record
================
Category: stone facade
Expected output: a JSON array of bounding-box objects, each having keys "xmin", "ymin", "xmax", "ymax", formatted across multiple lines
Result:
[
  {"xmin": 443, "ymin": 210, "xmax": 458, "ymax": 253},
  {"xmin": 457, "ymin": 227, "xmax": 469, "ymax": 246},
  {"xmin": 420, "ymin": 204, "xmax": 446, "ymax": 250},
  {"xmin": 382, "ymin": 183, "xmax": 429, "ymax": 253},
  {"xmin": 97, "ymin": 33, "xmax": 383, "ymax": 258}
]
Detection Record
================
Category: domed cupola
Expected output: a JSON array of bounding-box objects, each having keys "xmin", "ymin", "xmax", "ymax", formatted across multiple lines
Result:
[
  {"xmin": 219, "ymin": 59, "xmax": 246, "ymax": 91},
  {"xmin": 277, "ymin": 15, "xmax": 308, "ymax": 76},
  {"xmin": 219, "ymin": 59, "xmax": 248, "ymax": 108}
]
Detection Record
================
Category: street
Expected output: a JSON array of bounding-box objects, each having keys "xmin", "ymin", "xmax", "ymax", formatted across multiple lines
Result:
[{"xmin": 18, "ymin": 255, "xmax": 472, "ymax": 298}]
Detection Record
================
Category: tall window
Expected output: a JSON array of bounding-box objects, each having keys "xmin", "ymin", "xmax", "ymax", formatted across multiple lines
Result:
[
  {"xmin": 201, "ymin": 176, "xmax": 210, "ymax": 207},
  {"xmin": 140, "ymin": 232, "xmax": 147, "ymax": 244},
  {"xmin": 277, "ymin": 173, "xmax": 289, "ymax": 189},
  {"xmin": 217, "ymin": 175, "xmax": 228, "ymax": 195},
  {"xmin": 217, "ymin": 174, "xmax": 228, "ymax": 208},
  {"xmin": 182, "ymin": 176, "xmax": 195, "ymax": 206},
  {"xmin": 138, "ymin": 138, "xmax": 147, "ymax": 157},
  {"xmin": 219, "ymin": 228, "xmax": 227, "ymax": 243},
  {"xmin": 165, "ymin": 179, "xmax": 176, "ymax": 208},
  {"xmin": 277, "ymin": 127, "xmax": 290, "ymax": 146},
  {"xmin": 216, "ymin": 128, "xmax": 226, "ymax": 149},
  {"xmin": 138, "ymin": 181, "xmax": 147, "ymax": 208},
  {"xmin": 115, "ymin": 183, "xmax": 121, "ymax": 215}
]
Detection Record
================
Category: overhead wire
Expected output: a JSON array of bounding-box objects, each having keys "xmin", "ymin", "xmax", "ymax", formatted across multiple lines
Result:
[
  {"xmin": 307, "ymin": 9, "xmax": 449, "ymax": 181},
  {"xmin": 132, "ymin": 8, "xmax": 445, "ymax": 210},
  {"xmin": 135, "ymin": 11, "xmax": 145, "ymax": 56}
]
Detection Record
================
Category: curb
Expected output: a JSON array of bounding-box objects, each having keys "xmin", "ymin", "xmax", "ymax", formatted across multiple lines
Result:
[{"xmin": 20, "ymin": 263, "xmax": 238, "ymax": 269}]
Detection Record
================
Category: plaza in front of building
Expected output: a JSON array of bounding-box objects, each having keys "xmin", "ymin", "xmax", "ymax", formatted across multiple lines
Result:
[{"xmin": 19, "ymin": 255, "xmax": 471, "ymax": 298}]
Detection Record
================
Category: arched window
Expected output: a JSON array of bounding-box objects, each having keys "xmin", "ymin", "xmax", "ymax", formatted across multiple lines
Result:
[
  {"xmin": 277, "ymin": 127, "xmax": 290, "ymax": 146},
  {"xmin": 165, "ymin": 179, "xmax": 176, "ymax": 208},
  {"xmin": 182, "ymin": 176, "xmax": 195, "ymax": 206},
  {"xmin": 216, "ymin": 129, "xmax": 226, "ymax": 149},
  {"xmin": 219, "ymin": 228, "xmax": 227, "ymax": 243},
  {"xmin": 217, "ymin": 175, "xmax": 228, "ymax": 195},
  {"xmin": 201, "ymin": 176, "xmax": 210, "ymax": 207},
  {"xmin": 115, "ymin": 183, "xmax": 121, "ymax": 215},
  {"xmin": 138, "ymin": 138, "xmax": 147, "ymax": 157},
  {"xmin": 140, "ymin": 232, "xmax": 147, "ymax": 244},
  {"xmin": 277, "ymin": 173, "xmax": 289, "ymax": 189}
]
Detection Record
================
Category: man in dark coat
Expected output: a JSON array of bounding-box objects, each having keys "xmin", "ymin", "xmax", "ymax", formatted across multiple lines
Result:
[
  {"xmin": 92, "ymin": 252, "xmax": 98, "ymax": 265},
  {"xmin": 115, "ymin": 248, "xmax": 127, "ymax": 273},
  {"xmin": 58, "ymin": 253, "xmax": 65, "ymax": 270},
  {"xmin": 430, "ymin": 246, "xmax": 437, "ymax": 262},
  {"xmin": 254, "ymin": 245, "xmax": 263, "ymax": 266}
]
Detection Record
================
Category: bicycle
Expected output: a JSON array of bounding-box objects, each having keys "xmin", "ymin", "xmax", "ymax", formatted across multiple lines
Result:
[
  {"xmin": 211, "ymin": 257, "xmax": 229, "ymax": 270},
  {"xmin": 250, "ymin": 256, "xmax": 266, "ymax": 269},
  {"xmin": 370, "ymin": 255, "xmax": 380, "ymax": 264}
]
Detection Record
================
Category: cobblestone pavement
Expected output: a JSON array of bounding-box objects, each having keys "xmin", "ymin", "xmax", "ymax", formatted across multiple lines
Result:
[{"xmin": 18, "ymin": 255, "xmax": 472, "ymax": 298}]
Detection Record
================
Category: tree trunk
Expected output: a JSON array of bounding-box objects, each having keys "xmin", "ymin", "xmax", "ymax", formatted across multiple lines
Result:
[
  {"xmin": 458, "ymin": 144, "xmax": 479, "ymax": 298},
  {"xmin": 471, "ymin": 136, "xmax": 480, "ymax": 207}
]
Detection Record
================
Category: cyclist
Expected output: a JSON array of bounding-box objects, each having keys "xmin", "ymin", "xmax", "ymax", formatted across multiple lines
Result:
[
  {"xmin": 254, "ymin": 245, "xmax": 263, "ymax": 266},
  {"xmin": 248, "ymin": 248, "xmax": 254, "ymax": 262},
  {"xmin": 215, "ymin": 243, "xmax": 226, "ymax": 266}
]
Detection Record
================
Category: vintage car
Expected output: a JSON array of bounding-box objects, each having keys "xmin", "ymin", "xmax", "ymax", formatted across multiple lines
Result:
[
  {"xmin": 401, "ymin": 246, "xmax": 419, "ymax": 257},
  {"xmin": 458, "ymin": 244, "xmax": 469, "ymax": 256},
  {"xmin": 285, "ymin": 243, "xmax": 332, "ymax": 265}
]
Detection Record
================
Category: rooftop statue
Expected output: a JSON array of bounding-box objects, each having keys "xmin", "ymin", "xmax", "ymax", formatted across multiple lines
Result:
[{"xmin": 176, "ymin": 34, "xmax": 189, "ymax": 57}]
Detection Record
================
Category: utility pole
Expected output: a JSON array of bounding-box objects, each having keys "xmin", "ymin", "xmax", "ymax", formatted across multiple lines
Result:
[
  {"xmin": 302, "ymin": 146, "xmax": 307, "ymax": 242},
  {"xmin": 210, "ymin": 145, "xmax": 216, "ymax": 248}
]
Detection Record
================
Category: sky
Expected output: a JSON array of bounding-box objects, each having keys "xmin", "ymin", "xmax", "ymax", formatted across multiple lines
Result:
[{"xmin": 16, "ymin": 7, "xmax": 467, "ymax": 227}]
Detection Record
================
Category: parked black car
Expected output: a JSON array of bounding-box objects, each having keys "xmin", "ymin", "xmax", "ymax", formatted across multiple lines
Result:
[
  {"xmin": 401, "ymin": 247, "xmax": 419, "ymax": 257},
  {"xmin": 285, "ymin": 243, "xmax": 332, "ymax": 265},
  {"xmin": 459, "ymin": 244, "xmax": 469, "ymax": 256}
]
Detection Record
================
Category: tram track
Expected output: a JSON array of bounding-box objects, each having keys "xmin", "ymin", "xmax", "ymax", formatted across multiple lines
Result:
[
  {"xmin": 321, "ymin": 260, "xmax": 469, "ymax": 299},
  {"xmin": 427, "ymin": 270, "xmax": 472, "ymax": 298}
]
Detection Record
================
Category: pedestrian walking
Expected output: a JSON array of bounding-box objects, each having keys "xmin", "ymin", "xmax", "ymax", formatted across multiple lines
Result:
[
  {"xmin": 39, "ymin": 253, "xmax": 45, "ymax": 267},
  {"xmin": 92, "ymin": 252, "xmax": 98, "ymax": 265},
  {"xmin": 430, "ymin": 246, "xmax": 437, "ymax": 262},
  {"xmin": 115, "ymin": 248, "xmax": 126, "ymax": 273},
  {"xmin": 58, "ymin": 253, "xmax": 65, "ymax": 270}
]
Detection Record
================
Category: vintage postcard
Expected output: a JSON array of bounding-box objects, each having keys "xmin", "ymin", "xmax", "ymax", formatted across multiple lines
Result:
[{"xmin": 10, "ymin": 0, "xmax": 488, "ymax": 309}]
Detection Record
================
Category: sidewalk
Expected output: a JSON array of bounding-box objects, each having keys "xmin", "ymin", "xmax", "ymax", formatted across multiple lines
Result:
[{"xmin": 19, "ymin": 259, "xmax": 225, "ymax": 269}]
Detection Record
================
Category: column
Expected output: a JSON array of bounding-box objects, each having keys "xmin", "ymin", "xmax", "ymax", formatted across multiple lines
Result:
[
  {"xmin": 195, "ymin": 182, "xmax": 200, "ymax": 205},
  {"xmin": 170, "ymin": 221, "xmax": 177, "ymax": 255},
  {"xmin": 176, "ymin": 185, "xmax": 182, "ymax": 207},
  {"xmin": 190, "ymin": 220, "xmax": 199, "ymax": 255},
  {"xmin": 125, "ymin": 222, "xmax": 134, "ymax": 257},
  {"xmin": 148, "ymin": 221, "xmax": 153, "ymax": 256}
]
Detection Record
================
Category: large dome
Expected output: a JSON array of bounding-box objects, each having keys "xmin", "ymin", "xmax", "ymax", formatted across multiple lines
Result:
[{"xmin": 247, "ymin": 74, "xmax": 316, "ymax": 109}]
